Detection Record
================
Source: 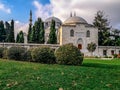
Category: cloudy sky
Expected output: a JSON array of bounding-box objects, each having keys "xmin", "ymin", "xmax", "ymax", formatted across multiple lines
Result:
[{"xmin": 0, "ymin": 0, "xmax": 120, "ymax": 29}]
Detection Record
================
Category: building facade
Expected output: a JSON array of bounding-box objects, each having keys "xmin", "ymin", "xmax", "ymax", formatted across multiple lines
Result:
[
  {"xmin": 15, "ymin": 11, "xmax": 120, "ymax": 57},
  {"xmin": 44, "ymin": 14, "xmax": 120, "ymax": 57}
]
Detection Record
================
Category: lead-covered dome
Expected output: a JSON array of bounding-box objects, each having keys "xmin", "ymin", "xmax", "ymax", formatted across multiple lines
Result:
[
  {"xmin": 45, "ymin": 16, "xmax": 62, "ymax": 24},
  {"xmin": 64, "ymin": 16, "xmax": 87, "ymax": 24}
]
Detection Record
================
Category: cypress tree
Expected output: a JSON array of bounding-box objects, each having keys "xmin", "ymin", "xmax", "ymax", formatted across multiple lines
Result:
[
  {"xmin": 47, "ymin": 20, "xmax": 57, "ymax": 44},
  {"xmin": 5, "ymin": 21, "xmax": 11, "ymax": 42},
  {"xmin": 30, "ymin": 26, "xmax": 36, "ymax": 43},
  {"xmin": 16, "ymin": 33, "xmax": 20, "ymax": 43},
  {"xmin": 38, "ymin": 21, "xmax": 45, "ymax": 43},
  {"xmin": 28, "ymin": 10, "xmax": 32, "ymax": 43},
  {"xmin": 34, "ymin": 21, "xmax": 39, "ymax": 43},
  {"xmin": 7, "ymin": 20, "xmax": 15, "ymax": 42},
  {"xmin": 28, "ymin": 24, "xmax": 32, "ymax": 43},
  {"xmin": 16, "ymin": 31, "xmax": 24, "ymax": 43},
  {"xmin": 0, "ymin": 21, "xmax": 6, "ymax": 42}
]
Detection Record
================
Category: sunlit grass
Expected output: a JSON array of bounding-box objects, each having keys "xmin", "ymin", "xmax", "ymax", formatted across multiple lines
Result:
[{"xmin": 0, "ymin": 59, "xmax": 120, "ymax": 90}]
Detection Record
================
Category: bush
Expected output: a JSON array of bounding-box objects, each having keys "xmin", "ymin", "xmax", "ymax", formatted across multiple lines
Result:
[
  {"xmin": 7, "ymin": 47, "xmax": 26, "ymax": 60},
  {"xmin": 31, "ymin": 46, "xmax": 56, "ymax": 64},
  {"xmin": 23, "ymin": 48, "xmax": 33, "ymax": 61},
  {"xmin": 0, "ymin": 47, "xmax": 6, "ymax": 58},
  {"xmin": 113, "ymin": 54, "xmax": 118, "ymax": 58},
  {"xmin": 55, "ymin": 43, "xmax": 83, "ymax": 65},
  {"xmin": 3, "ymin": 48, "xmax": 8, "ymax": 59}
]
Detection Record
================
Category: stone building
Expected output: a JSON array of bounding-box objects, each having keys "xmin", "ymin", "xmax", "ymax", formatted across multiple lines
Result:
[
  {"xmin": 14, "ymin": 11, "xmax": 120, "ymax": 57},
  {"xmin": 58, "ymin": 14, "xmax": 98, "ymax": 56},
  {"xmin": 44, "ymin": 13, "xmax": 120, "ymax": 57}
]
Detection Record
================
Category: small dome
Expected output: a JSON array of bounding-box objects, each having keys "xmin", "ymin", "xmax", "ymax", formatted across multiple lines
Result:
[
  {"xmin": 45, "ymin": 17, "xmax": 62, "ymax": 24},
  {"xmin": 64, "ymin": 16, "xmax": 87, "ymax": 24}
]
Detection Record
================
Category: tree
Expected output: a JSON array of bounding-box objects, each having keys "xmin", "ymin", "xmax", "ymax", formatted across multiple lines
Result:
[
  {"xmin": 29, "ymin": 17, "xmax": 45, "ymax": 44},
  {"xmin": 16, "ymin": 33, "xmax": 20, "ymax": 43},
  {"xmin": 27, "ymin": 23, "xmax": 32, "ymax": 43},
  {"xmin": 28, "ymin": 10, "xmax": 32, "ymax": 43},
  {"xmin": 47, "ymin": 20, "xmax": 57, "ymax": 44},
  {"xmin": 16, "ymin": 31, "xmax": 24, "ymax": 43},
  {"xmin": 87, "ymin": 42, "xmax": 97, "ymax": 56},
  {"xmin": 7, "ymin": 20, "xmax": 15, "ymax": 42},
  {"xmin": 38, "ymin": 22, "xmax": 45, "ymax": 43},
  {"xmin": 30, "ymin": 26, "xmax": 36, "ymax": 43},
  {"xmin": 34, "ymin": 18, "xmax": 45, "ymax": 43},
  {"xmin": 93, "ymin": 11, "xmax": 111, "ymax": 46},
  {"xmin": 0, "ymin": 21, "xmax": 6, "ymax": 42},
  {"xmin": 34, "ymin": 20, "xmax": 40, "ymax": 43},
  {"xmin": 5, "ymin": 21, "xmax": 11, "ymax": 42}
]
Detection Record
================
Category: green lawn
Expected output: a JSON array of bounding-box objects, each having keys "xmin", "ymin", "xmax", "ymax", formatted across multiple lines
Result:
[{"xmin": 0, "ymin": 59, "xmax": 120, "ymax": 90}]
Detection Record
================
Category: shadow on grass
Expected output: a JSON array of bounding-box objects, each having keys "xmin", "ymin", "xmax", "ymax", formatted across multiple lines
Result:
[{"xmin": 82, "ymin": 63, "xmax": 120, "ymax": 69}]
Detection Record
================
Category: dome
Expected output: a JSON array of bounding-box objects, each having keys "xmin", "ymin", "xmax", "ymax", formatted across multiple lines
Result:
[
  {"xmin": 45, "ymin": 17, "xmax": 62, "ymax": 24},
  {"xmin": 64, "ymin": 16, "xmax": 87, "ymax": 24}
]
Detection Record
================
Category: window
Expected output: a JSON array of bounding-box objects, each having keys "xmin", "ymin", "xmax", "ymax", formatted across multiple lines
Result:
[
  {"xmin": 70, "ymin": 29, "xmax": 74, "ymax": 37},
  {"xmin": 103, "ymin": 50, "xmax": 107, "ymax": 56},
  {"xmin": 119, "ymin": 50, "xmax": 120, "ymax": 54},
  {"xmin": 86, "ymin": 30, "xmax": 90, "ymax": 37},
  {"xmin": 111, "ymin": 50, "xmax": 114, "ymax": 55}
]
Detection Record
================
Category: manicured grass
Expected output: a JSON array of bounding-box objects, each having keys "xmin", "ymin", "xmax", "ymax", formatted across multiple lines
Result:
[{"xmin": 0, "ymin": 59, "xmax": 120, "ymax": 90}]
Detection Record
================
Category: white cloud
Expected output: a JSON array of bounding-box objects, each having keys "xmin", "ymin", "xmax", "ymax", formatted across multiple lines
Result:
[
  {"xmin": 0, "ymin": 3, "xmax": 11, "ymax": 14},
  {"xmin": 33, "ymin": 0, "xmax": 52, "ymax": 20},
  {"xmin": 33, "ymin": 0, "xmax": 120, "ymax": 29}
]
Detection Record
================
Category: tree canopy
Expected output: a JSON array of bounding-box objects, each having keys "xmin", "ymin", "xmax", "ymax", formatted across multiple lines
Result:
[
  {"xmin": 47, "ymin": 20, "xmax": 57, "ymax": 44},
  {"xmin": 93, "ymin": 11, "xmax": 111, "ymax": 46},
  {"xmin": 16, "ymin": 31, "xmax": 24, "ymax": 43}
]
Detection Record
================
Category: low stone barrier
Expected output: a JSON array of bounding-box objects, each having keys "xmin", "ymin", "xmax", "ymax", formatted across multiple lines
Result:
[{"xmin": 0, "ymin": 43, "xmax": 60, "ymax": 49}]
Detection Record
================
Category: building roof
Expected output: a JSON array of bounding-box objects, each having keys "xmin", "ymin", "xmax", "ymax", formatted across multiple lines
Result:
[
  {"xmin": 64, "ymin": 16, "xmax": 87, "ymax": 24},
  {"xmin": 45, "ymin": 16, "xmax": 62, "ymax": 24}
]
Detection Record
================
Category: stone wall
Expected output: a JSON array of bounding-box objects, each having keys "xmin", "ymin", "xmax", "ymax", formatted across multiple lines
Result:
[
  {"xmin": 98, "ymin": 46, "xmax": 120, "ymax": 57},
  {"xmin": 0, "ymin": 43, "xmax": 60, "ymax": 49}
]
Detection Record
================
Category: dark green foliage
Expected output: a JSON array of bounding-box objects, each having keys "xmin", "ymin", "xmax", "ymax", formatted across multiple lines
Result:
[
  {"xmin": 47, "ymin": 20, "xmax": 57, "ymax": 44},
  {"xmin": 7, "ymin": 20, "xmax": 15, "ymax": 42},
  {"xmin": 87, "ymin": 42, "xmax": 97, "ymax": 56},
  {"xmin": 29, "ymin": 18, "xmax": 45, "ymax": 43},
  {"xmin": 27, "ymin": 24, "xmax": 32, "ymax": 43},
  {"xmin": 55, "ymin": 43, "xmax": 83, "ymax": 65},
  {"xmin": 22, "ymin": 49, "xmax": 32, "ymax": 61},
  {"xmin": 0, "ymin": 47, "xmax": 6, "ymax": 58},
  {"xmin": 7, "ymin": 47, "xmax": 26, "ymax": 60},
  {"xmin": 38, "ymin": 22, "xmax": 45, "ymax": 43},
  {"xmin": 28, "ymin": 10, "xmax": 32, "ymax": 43},
  {"xmin": 0, "ymin": 21, "xmax": 6, "ymax": 42},
  {"xmin": 113, "ymin": 54, "xmax": 118, "ymax": 58},
  {"xmin": 2, "ymin": 48, "xmax": 7, "ymax": 59},
  {"xmin": 93, "ymin": 11, "xmax": 111, "ymax": 46},
  {"xmin": 31, "ymin": 46, "xmax": 56, "ymax": 64},
  {"xmin": 5, "ymin": 21, "xmax": 11, "ymax": 42},
  {"xmin": 16, "ymin": 31, "xmax": 24, "ymax": 43},
  {"xmin": 111, "ymin": 29, "xmax": 120, "ymax": 46},
  {"xmin": 30, "ymin": 26, "xmax": 36, "ymax": 43}
]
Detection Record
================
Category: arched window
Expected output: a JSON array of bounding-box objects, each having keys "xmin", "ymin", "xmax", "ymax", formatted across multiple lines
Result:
[
  {"xmin": 86, "ymin": 30, "xmax": 90, "ymax": 37},
  {"xmin": 70, "ymin": 29, "xmax": 74, "ymax": 37}
]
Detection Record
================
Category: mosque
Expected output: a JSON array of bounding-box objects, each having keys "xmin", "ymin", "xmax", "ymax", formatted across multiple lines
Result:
[{"xmin": 16, "ymin": 11, "xmax": 120, "ymax": 57}]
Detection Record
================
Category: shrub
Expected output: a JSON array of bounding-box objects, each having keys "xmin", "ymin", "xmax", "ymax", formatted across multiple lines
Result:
[
  {"xmin": 3, "ymin": 48, "xmax": 8, "ymax": 59},
  {"xmin": 7, "ymin": 47, "xmax": 26, "ymax": 60},
  {"xmin": 113, "ymin": 54, "xmax": 118, "ymax": 58},
  {"xmin": 23, "ymin": 48, "xmax": 33, "ymax": 61},
  {"xmin": 0, "ymin": 47, "xmax": 6, "ymax": 58},
  {"xmin": 55, "ymin": 43, "xmax": 83, "ymax": 65},
  {"xmin": 31, "ymin": 46, "xmax": 56, "ymax": 64}
]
